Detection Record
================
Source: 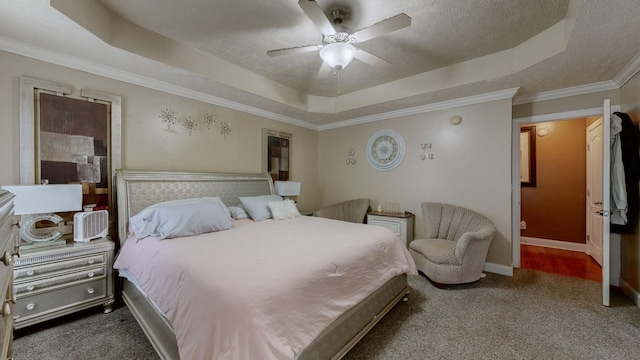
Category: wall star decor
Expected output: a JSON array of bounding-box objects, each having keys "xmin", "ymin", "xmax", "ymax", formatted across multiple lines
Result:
[{"xmin": 159, "ymin": 108, "xmax": 231, "ymax": 138}]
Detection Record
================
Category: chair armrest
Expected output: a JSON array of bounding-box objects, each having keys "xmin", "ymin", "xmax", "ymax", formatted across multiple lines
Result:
[{"xmin": 454, "ymin": 226, "xmax": 497, "ymax": 261}]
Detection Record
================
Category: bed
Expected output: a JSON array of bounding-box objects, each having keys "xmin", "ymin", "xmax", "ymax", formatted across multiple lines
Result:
[{"xmin": 114, "ymin": 169, "xmax": 416, "ymax": 360}]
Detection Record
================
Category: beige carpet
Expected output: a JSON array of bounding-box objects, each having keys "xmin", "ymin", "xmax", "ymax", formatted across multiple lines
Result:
[{"xmin": 13, "ymin": 269, "xmax": 640, "ymax": 359}]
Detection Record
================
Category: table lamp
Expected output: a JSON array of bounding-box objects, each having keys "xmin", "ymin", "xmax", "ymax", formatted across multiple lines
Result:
[
  {"xmin": 2, "ymin": 184, "xmax": 82, "ymax": 245},
  {"xmin": 274, "ymin": 181, "xmax": 301, "ymax": 201}
]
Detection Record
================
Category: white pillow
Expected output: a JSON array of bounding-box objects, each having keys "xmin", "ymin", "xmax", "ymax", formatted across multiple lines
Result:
[
  {"xmin": 229, "ymin": 206, "xmax": 249, "ymax": 220},
  {"xmin": 129, "ymin": 197, "xmax": 232, "ymax": 239},
  {"xmin": 238, "ymin": 195, "xmax": 283, "ymax": 221},
  {"xmin": 268, "ymin": 199, "xmax": 300, "ymax": 220}
]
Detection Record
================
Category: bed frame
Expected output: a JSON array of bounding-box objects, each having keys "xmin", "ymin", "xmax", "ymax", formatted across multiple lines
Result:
[{"xmin": 115, "ymin": 169, "xmax": 409, "ymax": 360}]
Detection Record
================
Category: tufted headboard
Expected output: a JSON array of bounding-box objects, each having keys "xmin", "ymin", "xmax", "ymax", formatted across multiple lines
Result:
[{"xmin": 115, "ymin": 169, "xmax": 274, "ymax": 247}]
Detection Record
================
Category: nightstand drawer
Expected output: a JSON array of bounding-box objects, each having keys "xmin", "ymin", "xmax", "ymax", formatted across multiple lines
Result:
[
  {"xmin": 15, "ymin": 266, "xmax": 105, "ymax": 296},
  {"xmin": 370, "ymin": 219, "xmax": 401, "ymax": 236},
  {"xmin": 14, "ymin": 278, "xmax": 106, "ymax": 321},
  {"xmin": 14, "ymin": 254, "xmax": 105, "ymax": 281},
  {"xmin": 367, "ymin": 213, "xmax": 414, "ymax": 248}
]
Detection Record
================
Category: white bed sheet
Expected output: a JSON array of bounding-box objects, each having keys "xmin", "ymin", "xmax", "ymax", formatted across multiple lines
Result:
[{"xmin": 114, "ymin": 216, "xmax": 416, "ymax": 360}]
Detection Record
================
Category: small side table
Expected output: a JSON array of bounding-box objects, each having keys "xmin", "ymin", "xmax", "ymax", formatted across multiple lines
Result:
[{"xmin": 367, "ymin": 212, "xmax": 414, "ymax": 248}]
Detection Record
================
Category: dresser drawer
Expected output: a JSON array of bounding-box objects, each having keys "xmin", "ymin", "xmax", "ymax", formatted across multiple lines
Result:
[
  {"xmin": 15, "ymin": 266, "xmax": 105, "ymax": 296},
  {"xmin": 0, "ymin": 210, "xmax": 14, "ymax": 254},
  {"xmin": 14, "ymin": 278, "xmax": 106, "ymax": 321},
  {"xmin": 14, "ymin": 253, "xmax": 105, "ymax": 282},
  {"xmin": 0, "ymin": 278, "xmax": 12, "ymax": 359}
]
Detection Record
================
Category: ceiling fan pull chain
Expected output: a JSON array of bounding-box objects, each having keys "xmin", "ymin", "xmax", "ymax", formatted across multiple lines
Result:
[{"xmin": 337, "ymin": 69, "xmax": 341, "ymax": 96}]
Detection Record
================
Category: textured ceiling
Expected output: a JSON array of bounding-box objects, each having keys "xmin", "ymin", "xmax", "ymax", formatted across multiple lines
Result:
[
  {"xmin": 96, "ymin": 0, "xmax": 569, "ymax": 97},
  {"xmin": 0, "ymin": 0, "xmax": 639, "ymax": 126}
]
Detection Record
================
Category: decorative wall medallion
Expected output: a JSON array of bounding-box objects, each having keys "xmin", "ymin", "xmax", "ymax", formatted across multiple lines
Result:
[{"xmin": 366, "ymin": 129, "xmax": 405, "ymax": 171}]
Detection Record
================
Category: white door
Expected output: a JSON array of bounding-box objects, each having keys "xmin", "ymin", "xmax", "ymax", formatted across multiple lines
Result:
[
  {"xmin": 586, "ymin": 100, "xmax": 611, "ymax": 306},
  {"xmin": 586, "ymin": 119, "xmax": 604, "ymax": 266}
]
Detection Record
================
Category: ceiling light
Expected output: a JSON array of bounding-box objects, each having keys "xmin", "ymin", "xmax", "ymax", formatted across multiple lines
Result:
[{"xmin": 319, "ymin": 43, "xmax": 356, "ymax": 70}]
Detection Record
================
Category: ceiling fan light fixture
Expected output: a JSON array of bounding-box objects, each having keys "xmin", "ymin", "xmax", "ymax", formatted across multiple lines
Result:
[{"xmin": 320, "ymin": 42, "xmax": 356, "ymax": 70}]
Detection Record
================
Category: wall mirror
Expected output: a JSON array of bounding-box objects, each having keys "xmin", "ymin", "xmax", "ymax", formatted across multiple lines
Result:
[
  {"xmin": 262, "ymin": 129, "xmax": 292, "ymax": 182},
  {"xmin": 520, "ymin": 126, "xmax": 536, "ymax": 187},
  {"xmin": 19, "ymin": 77, "xmax": 122, "ymax": 227}
]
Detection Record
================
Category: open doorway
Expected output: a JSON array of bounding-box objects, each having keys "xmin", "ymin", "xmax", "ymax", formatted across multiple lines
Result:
[{"xmin": 518, "ymin": 117, "xmax": 602, "ymax": 282}]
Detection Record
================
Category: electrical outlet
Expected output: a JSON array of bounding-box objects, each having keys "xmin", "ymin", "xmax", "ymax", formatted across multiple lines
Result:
[{"xmin": 520, "ymin": 221, "xmax": 526, "ymax": 230}]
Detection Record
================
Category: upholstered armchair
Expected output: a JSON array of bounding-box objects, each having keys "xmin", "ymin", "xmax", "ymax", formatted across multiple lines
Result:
[
  {"xmin": 409, "ymin": 202, "xmax": 496, "ymax": 285},
  {"xmin": 313, "ymin": 199, "xmax": 370, "ymax": 224}
]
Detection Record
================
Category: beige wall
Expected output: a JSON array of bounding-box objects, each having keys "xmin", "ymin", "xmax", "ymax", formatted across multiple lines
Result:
[
  {"xmin": 513, "ymin": 89, "xmax": 620, "ymax": 118},
  {"xmin": 318, "ymin": 99, "xmax": 514, "ymax": 267},
  {"xmin": 520, "ymin": 119, "xmax": 587, "ymax": 243},
  {"xmin": 0, "ymin": 50, "xmax": 320, "ymax": 211},
  {"xmin": 620, "ymin": 70, "xmax": 640, "ymax": 294}
]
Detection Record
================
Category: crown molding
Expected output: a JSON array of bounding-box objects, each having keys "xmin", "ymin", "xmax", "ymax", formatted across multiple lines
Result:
[
  {"xmin": 512, "ymin": 80, "xmax": 619, "ymax": 105},
  {"xmin": 4, "ymin": 36, "xmax": 640, "ymax": 132},
  {"xmin": 614, "ymin": 50, "xmax": 640, "ymax": 88},
  {"xmin": 0, "ymin": 37, "xmax": 318, "ymax": 130},
  {"xmin": 318, "ymin": 88, "xmax": 520, "ymax": 131},
  {"xmin": 513, "ymin": 50, "xmax": 640, "ymax": 105}
]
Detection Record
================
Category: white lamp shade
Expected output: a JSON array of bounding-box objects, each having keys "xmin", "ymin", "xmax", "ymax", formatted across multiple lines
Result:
[
  {"xmin": 1, "ymin": 184, "xmax": 83, "ymax": 215},
  {"xmin": 274, "ymin": 181, "xmax": 301, "ymax": 196},
  {"xmin": 319, "ymin": 43, "xmax": 356, "ymax": 70}
]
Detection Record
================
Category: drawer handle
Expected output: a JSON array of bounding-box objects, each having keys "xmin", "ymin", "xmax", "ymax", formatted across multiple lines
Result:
[
  {"xmin": 26, "ymin": 303, "xmax": 35, "ymax": 311},
  {"xmin": 1, "ymin": 251, "xmax": 12, "ymax": 266},
  {"xmin": 87, "ymin": 259, "xmax": 95, "ymax": 265},
  {"xmin": 26, "ymin": 270, "xmax": 35, "ymax": 276},
  {"xmin": 27, "ymin": 285, "xmax": 35, "ymax": 292},
  {"xmin": 87, "ymin": 272, "xmax": 95, "ymax": 278},
  {"xmin": 87, "ymin": 288, "xmax": 95, "ymax": 294},
  {"xmin": 1, "ymin": 303, "xmax": 10, "ymax": 317}
]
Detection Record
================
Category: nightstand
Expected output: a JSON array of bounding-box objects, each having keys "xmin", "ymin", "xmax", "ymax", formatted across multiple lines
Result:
[
  {"xmin": 367, "ymin": 212, "xmax": 414, "ymax": 248},
  {"xmin": 12, "ymin": 237, "xmax": 115, "ymax": 329}
]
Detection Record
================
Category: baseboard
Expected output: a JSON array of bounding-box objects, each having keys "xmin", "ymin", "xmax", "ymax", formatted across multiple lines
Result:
[
  {"xmin": 621, "ymin": 277, "xmax": 640, "ymax": 307},
  {"xmin": 521, "ymin": 236, "xmax": 586, "ymax": 252},
  {"xmin": 483, "ymin": 262, "xmax": 513, "ymax": 277}
]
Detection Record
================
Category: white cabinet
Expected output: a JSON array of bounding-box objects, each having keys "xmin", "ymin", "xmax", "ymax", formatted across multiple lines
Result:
[{"xmin": 367, "ymin": 212, "xmax": 414, "ymax": 248}]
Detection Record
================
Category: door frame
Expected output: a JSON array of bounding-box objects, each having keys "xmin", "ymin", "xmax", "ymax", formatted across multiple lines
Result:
[{"xmin": 512, "ymin": 105, "xmax": 620, "ymax": 268}]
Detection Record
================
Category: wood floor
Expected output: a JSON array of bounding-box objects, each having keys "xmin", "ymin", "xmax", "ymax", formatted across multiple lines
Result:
[{"xmin": 520, "ymin": 244, "xmax": 602, "ymax": 282}]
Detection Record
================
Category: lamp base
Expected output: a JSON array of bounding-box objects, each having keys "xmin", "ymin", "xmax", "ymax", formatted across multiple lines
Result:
[{"xmin": 19, "ymin": 213, "xmax": 67, "ymax": 248}]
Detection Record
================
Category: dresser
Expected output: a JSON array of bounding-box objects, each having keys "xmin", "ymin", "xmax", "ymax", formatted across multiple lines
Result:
[
  {"xmin": 13, "ymin": 237, "xmax": 114, "ymax": 329},
  {"xmin": 0, "ymin": 190, "xmax": 17, "ymax": 360},
  {"xmin": 367, "ymin": 212, "xmax": 414, "ymax": 248}
]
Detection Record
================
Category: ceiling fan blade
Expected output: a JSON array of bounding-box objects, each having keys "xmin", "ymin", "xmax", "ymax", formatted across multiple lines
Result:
[
  {"xmin": 352, "ymin": 13, "xmax": 411, "ymax": 43},
  {"xmin": 298, "ymin": 0, "xmax": 336, "ymax": 35},
  {"xmin": 267, "ymin": 44, "xmax": 323, "ymax": 57},
  {"xmin": 316, "ymin": 61, "xmax": 333, "ymax": 79},
  {"xmin": 353, "ymin": 49, "xmax": 392, "ymax": 68}
]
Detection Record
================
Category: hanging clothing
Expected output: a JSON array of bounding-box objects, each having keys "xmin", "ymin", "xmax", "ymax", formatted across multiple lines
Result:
[
  {"xmin": 610, "ymin": 113, "xmax": 627, "ymax": 225},
  {"xmin": 611, "ymin": 112, "xmax": 640, "ymax": 234}
]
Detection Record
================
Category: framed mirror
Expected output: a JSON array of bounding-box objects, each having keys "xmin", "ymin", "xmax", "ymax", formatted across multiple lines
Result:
[
  {"xmin": 520, "ymin": 126, "xmax": 536, "ymax": 187},
  {"xmin": 262, "ymin": 129, "xmax": 292, "ymax": 182}
]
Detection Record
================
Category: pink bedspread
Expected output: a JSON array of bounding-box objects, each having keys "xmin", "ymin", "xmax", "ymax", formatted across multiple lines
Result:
[{"xmin": 114, "ymin": 216, "xmax": 416, "ymax": 360}]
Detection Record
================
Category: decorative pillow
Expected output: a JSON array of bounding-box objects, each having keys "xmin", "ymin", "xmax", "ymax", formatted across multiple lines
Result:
[
  {"xmin": 268, "ymin": 199, "xmax": 300, "ymax": 220},
  {"xmin": 228, "ymin": 206, "xmax": 249, "ymax": 220},
  {"xmin": 129, "ymin": 197, "xmax": 232, "ymax": 239},
  {"xmin": 239, "ymin": 195, "xmax": 283, "ymax": 221}
]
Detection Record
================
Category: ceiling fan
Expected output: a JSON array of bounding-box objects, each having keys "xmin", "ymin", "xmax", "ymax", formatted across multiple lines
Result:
[{"xmin": 266, "ymin": 0, "xmax": 411, "ymax": 79}]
